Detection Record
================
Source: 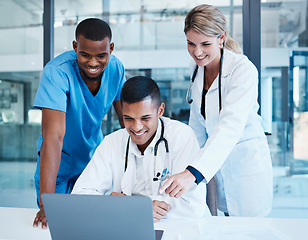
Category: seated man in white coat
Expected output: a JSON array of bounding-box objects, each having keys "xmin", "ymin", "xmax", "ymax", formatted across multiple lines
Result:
[{"xmin": 71, "ymin": 76, "xmax": 210, "ymax": 222}]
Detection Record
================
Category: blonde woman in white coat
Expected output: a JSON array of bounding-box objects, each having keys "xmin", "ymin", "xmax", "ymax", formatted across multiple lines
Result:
[{"xmin": 160, "ymin": 4, "xmax": 273, "ymax": 217}]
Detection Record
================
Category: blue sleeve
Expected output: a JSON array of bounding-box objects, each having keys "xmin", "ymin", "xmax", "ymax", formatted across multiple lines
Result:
[
  {"xmin": 34, "ymin": 65, "xmax": 69, "ymax": 112},
  {"xmin": 186, "ymin": 165, "xmax": 205, "ymax": 185},
  {"xmin": 113, "ymin": 60, "xmax": 126, "ymax": 102}
]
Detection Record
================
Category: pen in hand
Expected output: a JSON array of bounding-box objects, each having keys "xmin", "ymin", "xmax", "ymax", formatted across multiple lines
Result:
[{"xmin": 158, "ymin": 175, "xmax": 190, "ymax": 203}]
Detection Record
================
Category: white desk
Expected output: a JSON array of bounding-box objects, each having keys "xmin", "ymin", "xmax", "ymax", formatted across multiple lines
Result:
[
  {"xmin": 155, "ymin": 217, "xmax": 307, "ymax": 240},
  {"xmin": 0, "ymin": 207, "xmax": 51, "ymax": 240},
  {"xmin": 0, "ymin": 207, "xmax": 307, "ymax": 240}
]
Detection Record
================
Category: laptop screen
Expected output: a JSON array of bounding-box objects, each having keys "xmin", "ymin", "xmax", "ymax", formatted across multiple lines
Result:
[{"xmin": 42, "ymin": 193, "xmax": 162, "ymax": 240}]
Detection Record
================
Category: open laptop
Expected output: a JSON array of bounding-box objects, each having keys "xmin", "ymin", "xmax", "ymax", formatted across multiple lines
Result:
[{"xmin": 42, "ymin": 193, "xmax": 163, "ymax": 240}]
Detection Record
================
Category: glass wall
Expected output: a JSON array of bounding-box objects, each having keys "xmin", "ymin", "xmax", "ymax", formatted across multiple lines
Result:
[
  {"xmin": 0, "ymin": 0, "xmax": 307, "ymax": 218},
  {"xmin": 0, "ymin": 0, "xmax": 43, "ymax": 208},
  {"xmin": 261, "ymin": 0, "xmax": 308, "ymax": 218},
  {"xmin": 290, "ymin": 52, "xmax": 308, "ymax": 174}
]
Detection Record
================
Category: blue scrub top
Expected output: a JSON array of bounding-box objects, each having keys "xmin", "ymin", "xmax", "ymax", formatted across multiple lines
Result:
[{"xmin": 34, "ymin": 50, "xmax": 125, "ymax": 181}]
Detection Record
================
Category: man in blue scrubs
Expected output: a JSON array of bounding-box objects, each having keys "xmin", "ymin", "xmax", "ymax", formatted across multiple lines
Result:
[{"xmin": 33, "ymin": 18, "xmax": 126, "ymax": 229}]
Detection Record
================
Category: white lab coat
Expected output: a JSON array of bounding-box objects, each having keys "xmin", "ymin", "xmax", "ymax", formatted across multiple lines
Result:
[
  {"xmin": 72, "ymin": 117, "xmax": 211, "ymax": 219},
  {"xmin": 189, "ymin": 49, "xmax": 273, "ymax": 217}
]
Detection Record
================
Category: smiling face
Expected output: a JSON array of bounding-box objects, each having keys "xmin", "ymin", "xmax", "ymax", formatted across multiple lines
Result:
[
  {"xmin": 122, "ymin": 98, "xmax": 164, "ymax": 154},
  {"xmin": 73, "ymin": 35, "xmax": 114, "ymax": 82},
  {"xmin": 186, "ymin": 29, "xmax": 224, "ymax": 68}
]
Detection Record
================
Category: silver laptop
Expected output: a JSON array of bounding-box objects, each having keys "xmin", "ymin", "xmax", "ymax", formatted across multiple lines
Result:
[{"xmin": 42, "ymin": 193, "xmax": 163, "ymax": 240}]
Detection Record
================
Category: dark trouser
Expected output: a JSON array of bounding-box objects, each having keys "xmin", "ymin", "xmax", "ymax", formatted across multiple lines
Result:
[{"xmin": 206, "ymin": 178, "xmax": 217, "ymax": 216}]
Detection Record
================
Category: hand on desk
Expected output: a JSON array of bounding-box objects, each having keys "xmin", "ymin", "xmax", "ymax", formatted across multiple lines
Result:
[
  {"xmin": 33, "ymin": 207, "xmax": 47, "ymax": 229},
  {"xmin": 159, "ymin": 169, "xmax": 195, "ymax": 198},
  {"xmin": 110, "ymin": 192, "xmax": 126, "ymax": 196},
  {"xmin": 152, "ymin": 200, "xmax": 170, "ymax": 223}
]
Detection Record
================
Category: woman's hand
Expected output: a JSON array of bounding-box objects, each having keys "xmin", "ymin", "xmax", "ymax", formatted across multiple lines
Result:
[{"xmin": 159, "ymin": 169, "xmax": 196, "ymax": 198}]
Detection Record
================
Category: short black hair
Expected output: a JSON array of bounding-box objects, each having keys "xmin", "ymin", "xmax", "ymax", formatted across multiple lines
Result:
[
  {"xmin": 75, "ymin": 18, "xmax": 112, "ymax": 41},
  {"xmin": 121, "ymin": 76, "xmax": 161, "ymax": 108}
]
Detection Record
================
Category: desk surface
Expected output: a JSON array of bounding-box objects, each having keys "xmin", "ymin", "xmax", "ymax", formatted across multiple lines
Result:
[{"xmin": 0, "ymin": 207, "xmax": 307, "ymax": 240}]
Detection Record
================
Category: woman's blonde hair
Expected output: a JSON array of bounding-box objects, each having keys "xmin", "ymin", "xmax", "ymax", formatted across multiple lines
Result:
[{"xmin": 184, "ymin": 4, "xmax": 242, "ymax": 54}]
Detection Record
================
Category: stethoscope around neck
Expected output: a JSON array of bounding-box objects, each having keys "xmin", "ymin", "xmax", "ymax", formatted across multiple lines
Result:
[
  {"xmin": 124, "ymin": 118, "xmax": 170, "ymax": 182},
  {"xmin": 186, "ymin": 48, "xmax": 224, "ymax": 112}
]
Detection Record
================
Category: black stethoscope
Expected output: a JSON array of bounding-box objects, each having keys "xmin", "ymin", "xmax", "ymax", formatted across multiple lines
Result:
[
  {"xmin": 124, "ymin": 118, "xmax": 170, "ymax": 182},
  {"xmin": 186, "ymin": 48, "xmax": 224, "ymax": 112}
]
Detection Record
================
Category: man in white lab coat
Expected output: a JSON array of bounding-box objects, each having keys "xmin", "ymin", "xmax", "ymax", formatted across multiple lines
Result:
[{"xmin": 72, "ymin": 76, "xmax": 210, "ymax": 222}]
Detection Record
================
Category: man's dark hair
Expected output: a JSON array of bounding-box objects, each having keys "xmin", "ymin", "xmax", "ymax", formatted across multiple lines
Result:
[
  {"xmin": 75, "ymin": 18, "xmax": 112, "ymax": 41},
  {"xmin": 121, "ymin": 76, "xmax": 161, "ymax": 108}
]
